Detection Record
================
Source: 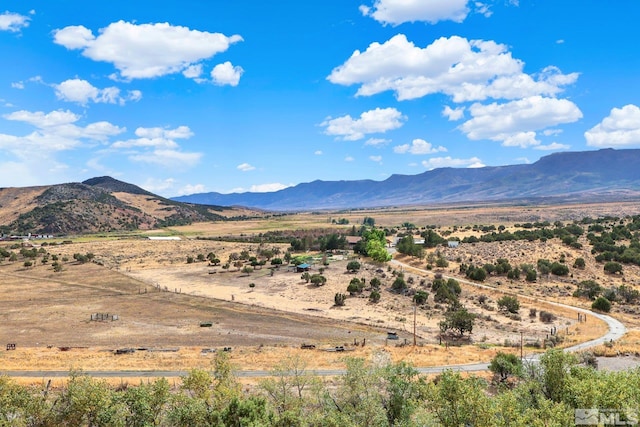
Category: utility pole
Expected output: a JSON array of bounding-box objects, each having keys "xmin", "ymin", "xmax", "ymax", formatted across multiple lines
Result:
[
  {"xmin": 413, "ymin": 300, "xmax": 417, "ymax": 346},
  {"xmin": 520, "ymin": 331, "xmax": 524, "ymax": 361}
]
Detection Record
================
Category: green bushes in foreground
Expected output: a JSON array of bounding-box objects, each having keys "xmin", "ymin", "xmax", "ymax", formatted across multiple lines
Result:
[{"xmin": 0, "ymin": 349, "xmax": 639, "ymax": 426}]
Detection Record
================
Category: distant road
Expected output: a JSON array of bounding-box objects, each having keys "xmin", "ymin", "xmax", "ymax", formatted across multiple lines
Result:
[{"xmin": 1, "ymin": 257, "xmax": 626, "ymax": 379}]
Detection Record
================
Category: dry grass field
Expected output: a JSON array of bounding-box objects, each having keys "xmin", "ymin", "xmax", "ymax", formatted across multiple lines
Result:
[{"xmin": 2, "ymin": 200, "xmax": 640, "ymax": 381}]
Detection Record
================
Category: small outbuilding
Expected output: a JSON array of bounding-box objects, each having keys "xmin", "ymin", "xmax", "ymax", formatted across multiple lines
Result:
[
  {"xmin": 447, "ymin": 241, "xmax": 460, "ymax": 248},
  {"xmin": 296, "ymin": 263, "xmax": 311, "ymax": 272}
]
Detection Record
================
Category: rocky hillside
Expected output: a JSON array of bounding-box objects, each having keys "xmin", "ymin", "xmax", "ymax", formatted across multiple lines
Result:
[{"xmin": 0, "ymin": 177, "xmax": 245, "ymax": 235}]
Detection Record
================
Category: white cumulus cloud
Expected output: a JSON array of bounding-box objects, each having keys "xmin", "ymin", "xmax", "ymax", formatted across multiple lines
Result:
[
  {"xmin": 459, "ymin": 96, "xmax": 582, "ymax": 147},
  {"xmin": 534, "ymin": 142, "xmax": 570, "ymax": 151},
  {"xmin": 250, "ymin": 183, "xmax": 290, "ymax": 193},
  {"xmin": 422, "ymin": 156, "xmax": 484, "ymax": 169},
  {"xmin": 237, "ymin": 163, "xmax": 256, "ymax": 172},
  {"xmin": 0, "ymin": 11, "xmax": 30, "ymax": 32},
  {"xmin": 584, "ymin": 104, "xmax": 640, "ymax": 147},
  {"xmin": 364, "ymin": 137, "xmax": 390, "ymax": 146},
  {"xmin": 53, "ymin": 21, "xmax": 243, "ymax": 80},
  {"xmin": 112, "ymin": 126, "xmax": 201, "ymax": 170},
  {"xmin": 112, "ymin": 126, "xmax": 192, "ymax": 149},
  {"xmin": 394, "ymin": 138, "xmax": 447, "ymax": 154},
  {"xmin": 360, "ymin": 0, "xmax": 470, "ymax": 25},
  {"xmin": 0, "ymin": 109, "xmax": 124, "ymax": 165},
  {"xmin": 369, "ymin": 155, "xmax": 383, "ymax": 163},
  {"xmin": 211, "ymin": 61, "xmax": 244, "ymax": 86},
  {"xmin": 321, "ymin": 107, "xmax": 406, "ymax": 141},
  {"xmin": 442, "ymin": 105, "xmax": 465, "ymax": 121},
  {"xmin": 328, "ymin": 35, "xmax": 578, "ymax": 102},
  {"xmin": 129, "ymin": 149, "xmax": 202, "ymax": 168},
  {"xmin": 54, "ymin": 78, "xmax": 142, "ymax": 106}
]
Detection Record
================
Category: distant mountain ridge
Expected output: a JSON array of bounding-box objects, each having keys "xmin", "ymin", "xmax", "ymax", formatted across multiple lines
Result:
[{"xmin": 172, "ymin": 149, "xmax": 640, "ymax": 210}]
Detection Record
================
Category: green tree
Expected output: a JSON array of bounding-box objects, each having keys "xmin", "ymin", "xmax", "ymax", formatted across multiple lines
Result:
[
  {"xmin": 310, "ymin": 274, "xmax": 327, "ymax": 286},
  {"xmin": 346, "ymin": 260, "xmax": 361, "ymax": 273},
  {"xmin": 573, "ymin": 257, "xmax": 586, "ymax": 269},
  {"xmin": 363, "ymin": 217, "xmax": 375, "ymax": 227},
  {"xmin": 259, "ymin": 355, "xmax": 316, "ymax": 417},
  {"xmin": 369, "ymin": 290, "xmax": 381, "ymax": 303},
  {"xmin": 334, "ymin": 293, "xmax": 346, "ymax": 306},
  {"xmin": 432, "ymin": 278, "xmax": 461, "ymax": 304},
  {"xmin": 395, "ymin": 235, "xmax": 424, "ymax": 258},
  {"xmin": 301, "ymin": 272, "xmax": 311, "ymax": 283},
  {"xmin": 413, "ymin": 290, "xmax": 429, "ymax": 305},
  {"xmin": 591, "ymin": 296, "xmax": 611, "ymax": 312},
  {"xmin": 121, "ymin": 378, "xmax": 170, "ymax": 427},
  {"xmin": 361, "ymin": 228, "xmax": 392, "ymax": 262},
  {"xmin": 489, "ymin": 352, "xmax": 523, "ymax": 383},
  {"xmin": 497, "ymin": 295, "xmax": 520, "ymax": 314},
  {"xmin": 391, "ymin": 276, "xmax": 407, "ymax": 292},
  {"xmin": 604, "ymin": 261, "xmax": 623, "ymax": 274},
  {"xmin": 538, "ymin": 349, "xmax": 577, "ymax": 403},
  {"xmin": 55, "ymin": 371, "xmax": 125, "ymax": 426},
  {"xmin": 573, "ymin": 280, "xmax": 602, "ymax": 300},
  {"xmin": 525, "ymin": 268, "xmax": 537, "ymax": 282},
  {"xmin": 439, "ymin": 305, "xmax": 475, "ymax": 337},
  {"xmin": 550, "ymin": 262, "xmax": 569, "ymax": 276},
  {"xmin": 423, "ymin": 370, "xmax": 492, "ymax": 427},
  {"xmin": 347, "ymin": 278, "xmax": 364, "ymax": 295}
]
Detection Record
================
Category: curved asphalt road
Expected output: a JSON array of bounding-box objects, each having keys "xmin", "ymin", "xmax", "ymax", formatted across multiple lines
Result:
[{"xmin": 1, "ymin": 257, "xmax": 626, "ymax": 379}]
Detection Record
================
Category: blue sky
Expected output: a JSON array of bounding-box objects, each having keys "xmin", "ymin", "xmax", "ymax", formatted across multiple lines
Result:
[{"xmin": 1, "ymin": 1, "xmax": 639, "ymax": 197}]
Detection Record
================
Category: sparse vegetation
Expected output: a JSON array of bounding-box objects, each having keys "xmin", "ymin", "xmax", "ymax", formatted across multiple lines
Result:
[
  {"xmin": 592, "ymin": 296, "xmax": 612, "ymax": 312},
  {"xmin": 497, "ymin": 295, "xmax": 520, "ymax": 314}
]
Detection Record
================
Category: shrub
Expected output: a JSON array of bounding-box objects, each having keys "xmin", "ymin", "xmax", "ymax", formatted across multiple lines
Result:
[
  {"xmin": 591, "ymin": 296, "xmax": 611, "ymax": 312},
  {"xmin": 550, "ymin": 262, "xmax": 569, "ymax": 276},
  {"xmin": 529, "ymin": 308, "xmax": 537, "ymax": 318},
  {"xmin": 573, "ymin": 257, "xmax": 586, "ymax": 269},
  {"xmin": 435, "ymin": 257, "xmax": 449, "ymax": 268},
  {"xmin": 539, "ymin": 311, "xmax": 556, "ymax": 323},
  {"xmin": 413, "ymin": 290, "xmax": 429, "ymax": 305},
  {"xmin": 604, "ymin": 262, "xmax": 623, "ymax": 275},
  {"xmin": 334, "ymin": 293, "xmax": 346, "ymax": 306},
  {"xmin": 346, "ymin": 260, "xmax": 361, "ymax": 273},
  {"xmin": 369, "ymin": 290, "xmax": 381, "ymax": 303},
  {"xmin": 466, "ymin": 266, "xmax": 487, "ymax": 281},
  {"xmin": 525, "ymin": 269, "xmax": 537, "ymax": 282},
  {"xmin": 392, "ymin": 276, "xmax": 407, "ymax": 292},
  {"xmin": 573, "ymin": 280, "xmax": 602, "ymax": 300},
  {"xmin": 310, "ymin": 274, "xmax": 327, "ymax": 286},
  {"xmin": 497, "ymin": 296, "xmax": 520, "ymax": 314}
]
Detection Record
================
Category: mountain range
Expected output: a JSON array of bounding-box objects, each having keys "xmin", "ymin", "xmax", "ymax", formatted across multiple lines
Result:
[
  {"xmin": 2, "ymin": 149, "xmax": 640, "ymax": 236},
  {"xmin": 173, "ymin": 148, "xmax": 640, "ymax": 210}
]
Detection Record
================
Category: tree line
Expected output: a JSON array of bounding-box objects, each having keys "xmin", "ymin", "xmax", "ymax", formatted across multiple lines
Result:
[{"xmin": 1, "ymin": 350, "xmax": 638, "ymax": 426}]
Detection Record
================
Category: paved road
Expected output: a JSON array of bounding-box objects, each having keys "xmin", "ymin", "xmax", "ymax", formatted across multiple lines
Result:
[{"xmin": 1, "ymin": 257, "xmax": 626, "ymax": 379}]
